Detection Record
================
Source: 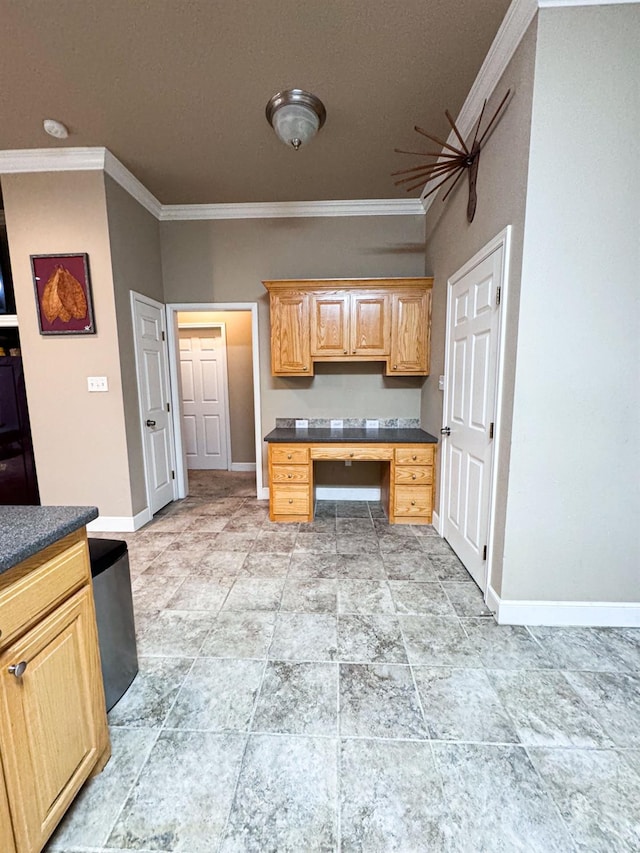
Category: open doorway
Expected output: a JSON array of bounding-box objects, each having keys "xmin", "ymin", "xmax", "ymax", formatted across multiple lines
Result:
[{"xmin": 165, "ymin": 303, "xmax": 263, "ymax": 500}]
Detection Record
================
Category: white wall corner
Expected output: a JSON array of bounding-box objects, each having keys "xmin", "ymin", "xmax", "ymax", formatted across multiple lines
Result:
[{"xmin": 488, "ymin": 587, "xmax": 640, "ymax": 627}]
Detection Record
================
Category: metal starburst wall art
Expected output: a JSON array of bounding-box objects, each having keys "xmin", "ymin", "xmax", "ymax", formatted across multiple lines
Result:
[{"xmin": 392, "ymin": 89, "xmax": 511, "ymax": 222}]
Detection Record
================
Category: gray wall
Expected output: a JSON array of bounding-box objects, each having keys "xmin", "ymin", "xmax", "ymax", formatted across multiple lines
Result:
[
  {"xmin": 422, "ymin": 20, "xmax": 538, "ymax": 594},
  {"xmin": 160, "ymin": 215, "xmax": 426, "ymax": 486},
  {"xmin": 501, "ymin": 5, "xmax": 640, "ymax": 602},
  {"xmin": 105, "ymin": 175, "xmax": 164, "ymax": 515}
]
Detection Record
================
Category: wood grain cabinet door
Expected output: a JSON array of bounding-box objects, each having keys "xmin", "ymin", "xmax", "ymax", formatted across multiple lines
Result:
[
  {"xmin": 0, "ymin": 587, "xmax": 108, "ymax": 853},
  {"xmin": 270, "ymin": 292, "xmax": 312, "ymax": 374},
  {"xmin": 350, "ymin": 292, "xmax": 390, "ymax": 356},
  {"xmin": 310, "ymin": 293, "xmax": 349, "ymax": 356},
  {"xmin": 389, "ymin": 291, "xmax": 431, "ymax": 374},
  {"xmin": 0, "ymin": 760, "xmax": 16, "ymax": 853}
]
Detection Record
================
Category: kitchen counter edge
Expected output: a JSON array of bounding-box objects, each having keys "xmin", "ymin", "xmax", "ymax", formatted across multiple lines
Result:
[
  {"xmin": 0, "ymin": 505, "xmax": 99, "ymax": 574},
  {"xmin": 264, "ymin": 427, "xmax": 438, "ymax": 444}
]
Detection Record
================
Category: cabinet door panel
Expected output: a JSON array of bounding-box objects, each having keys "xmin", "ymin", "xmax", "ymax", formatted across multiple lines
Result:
[
  {"xmin": 0, "ymin": 761, "xmax": 15, "ymax": 853},
  {"xmin": 270, "ymin": 292, "xmax": 311, "ymax": 374},
  {"xmin": 390, "ymin": 292, "xmax": 430, "ymax": 374},
  {"xmin": 0, "ymin": 587, "xmax": 107, "ymax": 852},
  {"xmin": 310, "ymin": 294, "xmax": 349, "ymax": 356},
  {"xmin": 350, "ymin": 293, "xmax": 390, "ymax": 356}
]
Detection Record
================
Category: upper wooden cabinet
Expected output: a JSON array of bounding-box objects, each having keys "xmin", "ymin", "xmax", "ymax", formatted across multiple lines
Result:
[{"xmin": 264, "ymin": 278, "xmax": 432, "ymax": 376}]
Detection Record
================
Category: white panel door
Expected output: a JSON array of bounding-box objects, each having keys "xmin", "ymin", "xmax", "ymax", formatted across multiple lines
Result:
[
  {"xmin": 441, "ymin": 245, "xmax": 503, "ymax": 590},
  {"xmin": 179, "ymin": 328, "xmax": 229, "ymax": 470},
  {"xmin": 132, "ymin": 295, "xmax": 176, "ymax": 515}
]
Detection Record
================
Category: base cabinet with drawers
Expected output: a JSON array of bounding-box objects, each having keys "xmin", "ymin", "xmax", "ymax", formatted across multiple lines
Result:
[
  {"xmin": 0, "ymin": 528, "xmax": 110, "ymax": 853},
  {"xmin": 268, "ymin": 442, "xmax": 435, "ymax": 524}
]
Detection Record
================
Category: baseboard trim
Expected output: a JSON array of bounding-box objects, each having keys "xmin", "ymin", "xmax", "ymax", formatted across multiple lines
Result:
[
  {"xmin": 487, "ymin": 585, "xmax": 640, "ymax": 627},
  {"xmin": 315, "ymin": 486, "xmax": 381, "ymax": 501},
  {"xmin": 431, "ymin": 511, "xmax": 440, "ymax": 534},
  {"xmin": 86, "ymin": 507, "xmax": 151, "ymax": 533},
  {"xmin": 230, "ymin": 462, "xmax": 257, "ymax": 472},
  {"xmin": 259, "ymin": 487, "xmax": 270, "ymax": 501}
]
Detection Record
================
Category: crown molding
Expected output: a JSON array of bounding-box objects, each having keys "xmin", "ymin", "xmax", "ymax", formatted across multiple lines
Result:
[
  {"xmin": 0, "ymin": 146, "xmax": 162, "ymax": 219},
  {"xmin": 160, "ymin": 198, "xmax": 423, "ymax": 220}
]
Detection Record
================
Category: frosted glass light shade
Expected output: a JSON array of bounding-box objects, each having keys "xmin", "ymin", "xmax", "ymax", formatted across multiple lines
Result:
[{"xmin": 266, "ymin": 89, "xmax": 326, "ymax": 150}]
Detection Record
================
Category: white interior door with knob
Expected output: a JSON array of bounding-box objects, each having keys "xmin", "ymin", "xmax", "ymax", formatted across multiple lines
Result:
[
  {"xmin": 131, "ymin": 293, "xmax": 176, "ymax": 515},
  {"xmin": 179, "ymin": 326, "xmax": 231, "ymax": 470},
  {"xmin": 440, "ymin": 231, "xmax": 509, "ymax": 591}
]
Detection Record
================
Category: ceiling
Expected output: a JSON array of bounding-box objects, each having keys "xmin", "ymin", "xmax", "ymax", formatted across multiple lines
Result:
[{"xmin": 0, "ymin": 0, "xmax": 511, "ymax": 205}]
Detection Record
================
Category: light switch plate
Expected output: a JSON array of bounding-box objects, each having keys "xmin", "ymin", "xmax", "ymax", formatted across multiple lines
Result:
[
  {"xmin": 365, "ymin": 419, "xmax": 379, "ymax": 429},
  {"xmin": 87, "ymin": 376, "xmax": 108, "ymax": 392},
  {"xmin": 295, "ymin": 419, "xmax": 308, "ymax": 429},
  {"xmin": 330, "ymin": 419, "xmax": 343, "ymax": 429}
]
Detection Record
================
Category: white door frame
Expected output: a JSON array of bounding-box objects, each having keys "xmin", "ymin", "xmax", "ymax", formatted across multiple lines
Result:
[
  {"xmin": 166, "ymin": 302, "xmax": 263, "ymax": 500},
  {"xmin": 130, "ymin": 291, "xmax": 178, "ymax": 514},
  {"xmin": 439, "ymin": 226, "xmax": 512, "ymax": 599},
  {"xmin": 178, "ymin": 322, "xmax": 233, "ymax": 472}
]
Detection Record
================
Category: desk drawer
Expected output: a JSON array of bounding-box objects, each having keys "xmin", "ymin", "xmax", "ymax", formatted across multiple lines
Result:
[
  {"xmin": 270, "ymin": 446, "xmax": 309, "ymax": 464},
  {"xmin": 272, "ymin": 484, "xmax": 311, "ymax": 516},
  {"xmin": 393, "ymin": 485, "xmax": 432, "ymax": 517},
  {"xmin": 394, "ymin": 465, "xmax": 433, "ymax": 485},
  {"xmin": 394, "ymin": 446, "xmax": 434, "ymax": 466},
  {"xmin": 310, "ymin": 446, "xmax": 393, "ymax": 462},
  {"xmin": 271, "ymin": 464, "xmax": 310, "ymax": 483}
]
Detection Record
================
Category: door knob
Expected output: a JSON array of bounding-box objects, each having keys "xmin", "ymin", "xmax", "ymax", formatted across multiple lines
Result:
[
  {"xmin": 8, "ymin": 661, "xmax": 27, "ymax": 677},
  {"xmin": 146, "ymin": 419, "xmax": 156, "ymax": 427},
  {"xmin": 440, "ymin": 426, "xmax": 451, "ymax": 436}
]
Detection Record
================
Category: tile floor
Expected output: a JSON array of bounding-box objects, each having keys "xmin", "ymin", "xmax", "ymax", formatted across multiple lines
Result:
[{"xmin": 47, "ymin": 472, "xmax": 640, "ymax": 852}]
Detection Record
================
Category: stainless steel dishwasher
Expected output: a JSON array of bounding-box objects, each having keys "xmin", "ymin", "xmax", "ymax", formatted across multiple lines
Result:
[{"xmin": 88, "ymin": 537, "xmax": 139, "ymax": 711}]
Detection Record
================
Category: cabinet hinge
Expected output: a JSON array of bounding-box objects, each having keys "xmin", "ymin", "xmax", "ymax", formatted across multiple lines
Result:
[
  {"xmin": 166, "ymin": 402, "xmax": 171, "ymax": 412},
  {"xmin": 171, "ymin": 470, "xmax": 175, "ymax": 480},
  {"xmin": 482, "ymin": 545, "xmax": 487, "ymax": 561},
  {"xmin": 496, "ymin": 286, "xmax": 501, "ymax": 307},
  {"xmin": 161, "ymin": 330, "xmax": 166, "ymax": 341},
  {"xmin": 489, "ymin": 422, "xmax": 494, "ymax": 439}
]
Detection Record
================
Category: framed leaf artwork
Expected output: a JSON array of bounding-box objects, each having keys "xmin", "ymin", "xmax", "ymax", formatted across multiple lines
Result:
[{"xmin": 30, "ymin": 253, "xmax": 96, "ymax": 335}]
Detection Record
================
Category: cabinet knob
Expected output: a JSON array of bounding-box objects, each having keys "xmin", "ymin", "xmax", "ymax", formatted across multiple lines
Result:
[
  {"xmin": 287, "ymin": 474, "xmax": 292, "ymax": 479},
  {"xmin": 343, "ymin": 350, "xmax": 347, "ymax": 354},
  {"xmin": 288, "ymin": 499, "xmax": 293, "ymax": 504},
  {"xmin": 411, "ymin": 500, "xmax": 416, "ymax": 506},
  {"xmin": 412, "ymin": 455, "xmax": 417, "ymax": 461},
  {"xmin": 352, "ymin": 350, "xmax": 356, "ymax": 354},
  {"xmin": 350, "ymin": 452, "xmax": 354, "ymax": 458},
  {"xmin": 393, "ymin": 365, "xmax": 398, "ymax": 370},
  {"xmin": 303, "ymin": 366, "xmax": 308, "ymax": 371},
  {"xmin": 8, "ymin": 661, "xmax": 27, "ymax": 678},
  {"xmin": 412, "ymin": 474, "xmax": 417, "ymax": 480},
  {"xmin": 287, "ymin": 454, "xmax": 292, "ymax": 460}
]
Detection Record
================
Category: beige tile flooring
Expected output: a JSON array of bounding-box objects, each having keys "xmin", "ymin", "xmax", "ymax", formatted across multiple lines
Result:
[{"xmin": 47, "ymin": 472, "xmax": 640, "ymax": 852}]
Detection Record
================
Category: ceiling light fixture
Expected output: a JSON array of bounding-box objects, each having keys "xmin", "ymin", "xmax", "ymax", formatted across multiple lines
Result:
[
  {"xmin": 43, "ymin": 119, "xmax": 69, "ymax": 139},
  {"xmin": 265, "ymin": 89, "xmax": 326, "ymax": 150}
]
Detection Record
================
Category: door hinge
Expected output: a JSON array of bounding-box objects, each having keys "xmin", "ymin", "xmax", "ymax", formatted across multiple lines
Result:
[
  {"xmin": 496, "ymin": 286, "xmax": 501, "ymax": 306},
  {"xmin": 161, "ymin": 330, "xmax": 165, "ymax": 341},
  {"xmin": 166, "ymin": 402, "xmax": 171, "ymax": 412},
  {"xmin": 171, "ymin": 470, "xmax": 175, "ymax": 480},
  {"xmin": 482, "ymin": 545, "xmax": 487, "ymax": 561},
  {"xmin": 489, "ymin": 422, "xmax": 494, "ymax": 439}
]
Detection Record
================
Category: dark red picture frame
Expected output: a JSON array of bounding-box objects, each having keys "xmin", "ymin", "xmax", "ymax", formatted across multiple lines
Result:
[{"xmin": 30, "ymin": 253, "xmax": 96, "ymax": 335}]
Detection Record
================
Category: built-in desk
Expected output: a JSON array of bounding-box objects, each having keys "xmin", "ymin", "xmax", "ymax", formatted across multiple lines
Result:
[{"xmin": 264, "ymin": 427, "xmax": 438, "ymax": 524}]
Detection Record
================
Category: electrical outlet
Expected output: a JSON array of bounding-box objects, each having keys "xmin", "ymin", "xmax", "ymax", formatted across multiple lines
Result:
[
  {"xmin": 365, "ymin": 419, "xmax": 379, "ymax": 429},
  {"xmin": 295, "ymin": 419, "xmax": 308, "ymax": 429},
  {"xmin": 87, "ymin": 376, "xmax": 108, "ymax": 392},
  {"xmin": 330, "ymin": 419, "xmax": 343, "ymax": 430}
]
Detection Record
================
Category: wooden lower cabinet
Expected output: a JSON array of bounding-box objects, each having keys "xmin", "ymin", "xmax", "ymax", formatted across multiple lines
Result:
[
  {"xmin": 0, "ymin": 758, "xmax": 15, "ymax": 853},
  {"xmin": 0, "ymin": 529, "xmax": 110, "ymax": 853},
  {"xmin": 268, "ymin": 442, "xmax": 436, "ymax": 524}
]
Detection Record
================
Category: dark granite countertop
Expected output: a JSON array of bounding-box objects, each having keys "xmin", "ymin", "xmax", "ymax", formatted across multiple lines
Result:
[
  {"xmin": 264, "ymin": 427, "xmax": 438, "ymax": 444},
  {"xmin": 0, "ymin": 505, "xmax": 98, "ymax": 575}
]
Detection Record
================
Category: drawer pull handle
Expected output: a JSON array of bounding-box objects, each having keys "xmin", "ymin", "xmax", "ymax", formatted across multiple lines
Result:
[
  {"xmin": 343, "ymin": 350, "xmax": 347, "ymax": 354},
  {"xmin": 350, "ymin": 452, "xmax": 354, "ymax": 458},
  {"xmin": 412, "ymin": 474, "xmax": 417, "ymax": 480},
  {"xmin": 287, "ymin": 474, "xmax": 292, "ymax": 479},
  {"xmin": 287, "ymin": 454, "xmax": 292, "ymax": 460},
  {"xmin": 303, "ymin": 366, "xmax": 308, "ymax": 371},
  {"xmin": 288, "ymin": 499, "xmax": 293, "ymax": 504},
  {"xmin": 411, "ymin": 500, "xmax": 416, "ymax": 506},
  {"xmin": 412, "ymin": 455, "xmax": 417, "ymax": 461},
  {"xmin": 8, "ymin": 661, "xmax": 27, "ymax": 678},
  {"xmin": 393, "ymin": 365, "xmax": 398, "ymax": 370}
]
